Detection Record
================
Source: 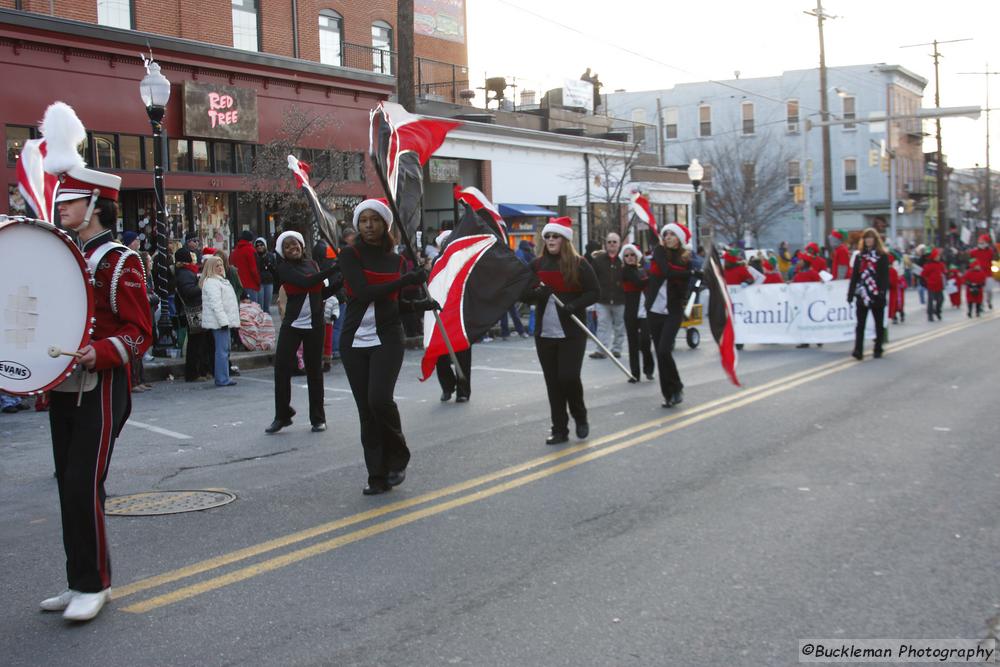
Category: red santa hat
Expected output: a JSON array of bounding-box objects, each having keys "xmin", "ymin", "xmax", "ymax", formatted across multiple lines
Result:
[
  {"xmin": 805, "ymin": 242, "xmax": 820, "ymax": 255},
  {"xmin": 542, "ymin": 216, "xmax": 573, "ymax": 241},
  {"xmin": 979, "ymin": 234, "xmax": 993, "ymax": 245},
  {"xmin": 928, "ymin": 248, "xmax": 941, "ymax": 261},
  {"xmin": 41, "ymin": 102, "xmax": 121, "ymax": 203},
  {"xmin": 661, "ymin": 222, "xmax": 692, "ymax": 248},
  {"xmin": 352, "ymin": 198, "xmax": 393, "ymax": 229},
  {"xmin": 830, "ymin": 229, "xmax": 846, "ymax": 241}
]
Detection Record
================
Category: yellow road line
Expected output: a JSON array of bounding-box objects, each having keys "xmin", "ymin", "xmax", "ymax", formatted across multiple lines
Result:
[
  {"xmin": 121, "ymin": 315, "xmax": 992, "ymax": 613},
  {"xmin": 114, "ymin": 352, "xmax": 852, "ymax": 600}
]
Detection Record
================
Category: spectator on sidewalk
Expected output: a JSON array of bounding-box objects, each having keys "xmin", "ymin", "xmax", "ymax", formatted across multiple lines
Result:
[
  {"xmin": 254, "ymin": 237, "xmax": 277, "ymax": 314},
  {"xmin": 175, "ymin": 246, "xmax": 212, "ymax": 382},
  {"xmin": 230, "ymin": 230, "xmax": 261, "ymax": 305},
  {"xmin": 200, "ymin": 255, "xmax": 240, "ymax": 387},
  {"xmin": 589, "ymin": 232, "xmax": 626, "ymax": 359}
]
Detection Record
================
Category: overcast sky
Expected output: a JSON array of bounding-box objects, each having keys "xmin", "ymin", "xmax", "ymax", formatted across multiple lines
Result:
[{"xmin": 466, "ymin": 0, "xmax": 1000, "ymax": 170}]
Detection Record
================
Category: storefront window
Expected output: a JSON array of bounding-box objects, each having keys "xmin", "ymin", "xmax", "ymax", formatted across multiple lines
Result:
[
  {"xmin": 8, "ymin": 184, "xmax": 28, "ymax": 215},
  {"xmin": 165, "ymin": 191, "xmax": 189, "ymax": 240},
  {"xmin": 214, "ymin": 143, "xmax": 234, "ymax": 173},
  {"xmin": 93, "ymin": 133, "xmax": 117, "ymax": 169},
  {"xmin": 235, "ymin": 197, "xmax": 259, "ymax": 238},
  {"xmin": 193, "ymin": 191, "xmax": 232, "ymax": 252},
  {"xmin": 169, "ymin": 139, "xmax": 190, "ymax": 172},
  {"xmin": 192, "ymin": 140, "xmax": 210, "ymax": 172},
  {"xmin": 6, "ymin": 126, "xmax": 31, "ymax": 165},
  {"xmin": 235, "ymin": 143, "xmax": 255, "ymax": 173},
  {"xmin": 120, "ymin": 135, "xmax": 142, "ymax": 170}
]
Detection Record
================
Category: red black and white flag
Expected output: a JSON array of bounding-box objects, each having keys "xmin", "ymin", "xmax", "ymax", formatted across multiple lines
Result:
[
  {"xmin": 369, "ymin": 102, "xmax": 461, "ymax": 241},
  {"xmin": 702, "ymin": 244, "xmax": 741, "ymax": 386},
  {"xmin": 629, "ymin": 191, "xmax": 657, "ymax": 235},
  {"xmin": 453, "ymin": 185, "xmax": 507, "ymax": 242},
  {"xmin": 16, "ymin": 138, "xmax": 58, "ymax": 222},
  {"xmin": 287, "ymin": 154, "xmax": 339, "ymax": 248},
  {"xmin": 420, "ymin": 194, "xmax": 535, "ymax": 380}
]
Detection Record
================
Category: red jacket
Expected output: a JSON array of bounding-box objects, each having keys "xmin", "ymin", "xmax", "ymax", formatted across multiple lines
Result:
[
  {"xmin": 792, "ymin": 269, "xmax": 821, "ymax": 283},
  {"xmin": 922, "ymin": 260, "xmax": 946, "ymax": 292},
  {"xmin": 831, "ymin": 244, "xmax": 851, "ymax": 280},
  {"xmin": 763, "ymin": 271, "xmax": 785, "ymax": 284},
  {"xmin": 969, "ymin": 246, "xmax": 996, "ymax": 274},
  {"xmin": 83, "ymin": 232, "xmax": 153, "ymax": 371},
  {"xmin": 964, "ymin": 267, "xmax": 987, "ymax": 304},
  {"xmin": 230, "ymin": 239, "xmax": 261, "ymax": 292},
  {"xmin": 724, "ymin": 265, "xmax": 754, "ymax": 286}
]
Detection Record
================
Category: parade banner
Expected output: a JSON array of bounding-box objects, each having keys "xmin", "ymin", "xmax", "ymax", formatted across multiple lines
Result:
[{"xmin": 725, "ymin": 280, "xmax": 882, "ymax": 344}]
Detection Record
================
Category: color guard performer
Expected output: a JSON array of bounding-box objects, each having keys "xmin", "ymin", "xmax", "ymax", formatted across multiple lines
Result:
[
  {"xmin": 39, "ymin": 103, "xmax": 152, "ymax": 621},
  {"xmin": 645, "ymin": 222, "xmax": 693, "ymax": 408},
  {"xmin": 620, "ymin": 243, "xmax": 654, "ymax": 383},
  {"xmin": 524, "ymin": 217, "xmax": 599, "ymax": 444}
]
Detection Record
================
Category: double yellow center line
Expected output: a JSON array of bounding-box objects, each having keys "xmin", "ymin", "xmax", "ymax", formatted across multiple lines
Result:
[{"xmin": 117, "ymin": 315, "xmax": 993, "ymax": 613}]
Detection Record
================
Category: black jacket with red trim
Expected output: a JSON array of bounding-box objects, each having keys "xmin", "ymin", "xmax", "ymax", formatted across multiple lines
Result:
[
  {"xmin": 275, "ymin": 258, "xmax": 339, "ymax": 329},
  {"xmin": 644, "ymin": 245, "xmax": 692, "ymax": 309},
  {"xmin": 83, "ymin": 230, "xmax": 153, "ymax": 371},
  {"xmin": 337, "ymin": 241, "xmax": 426, "ymax": 347},
  {"xmin": 523, "ymin": 253, "xmax": 599, "ymax": 340},
  {"xmin": 622, "ymin": 263, "xmax": 648, "ymax": 319}
]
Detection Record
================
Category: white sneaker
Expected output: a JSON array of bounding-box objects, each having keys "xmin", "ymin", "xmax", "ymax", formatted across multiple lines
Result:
[
  {"xmin": 39, "ymin": 589, "xmax": 78, "ymax": 612},
  {"xmin": 62, "ymin": 589, "xmax": 109, "ymax": 621}
]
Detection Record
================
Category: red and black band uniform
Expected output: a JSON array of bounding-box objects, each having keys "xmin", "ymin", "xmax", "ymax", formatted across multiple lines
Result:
[
  {"xmin": 273, "ymin": 258, "xmax": 339, "ymax": 426},
  {"xmin": 644, "ymin": 245, "xmax": 692, "ymax": 401},
  {"xmin": 50, "ymin": 229, "xmax": 152, "ymax": 594},
  {"xmin": 524, "ymin": 255, "xmax": 600, "ymax": 437},
  {"xmin": 338, "ymin": 242, "xmax": 430, "ymax": 489},
  {"xmin": 622, "ymin": 263, "xmax": 654, "ymax": 380}
]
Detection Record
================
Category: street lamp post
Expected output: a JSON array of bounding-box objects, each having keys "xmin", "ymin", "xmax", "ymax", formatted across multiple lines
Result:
[
  {"xmin": 140, "ymin": 57, "xmax": 174, "ymax": 357},
  {"xmin": 688, "ymin": 158, "xmax": 706, "ymax": 249}
]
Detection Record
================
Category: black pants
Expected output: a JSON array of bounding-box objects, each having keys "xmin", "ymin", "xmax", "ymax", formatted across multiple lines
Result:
[
  {"xmin": 436, "ymin": 348, "xmax": 472, "ymax": 398},
  {"xmin": 341, "ymin": 342, "xmax": 410, "ymax": 487},
  {"xmin": 274, "ymin": 325, "xmax": 325, "ymax": 425},
  {"xmin": 927, "ymin": 290, "xmax": 943, "ymax": 320},
  {"xmin": 624, "ymin": 313, "xmax": 654, "ymax": 379},
  {"xmin": 648, "ymin": 310, "xmax": 684, "ymax": 399},
  {"xmin": 535, "ymin": 335, "xmax": 587, "ymax": 435},
  {"xmin": 184, "ymin": 330, "xmax": 213, "ymax": 381},
  {"xmin": 854, "ymin": 300, "xmax": 885, "ymax": 355},
  {"xmin": 49, "ymin": 367, "xmax": 129, "ymax": 593},
  {"xmin": 968, "ymin": 301, "xmax": 983, "ymax": 317}
]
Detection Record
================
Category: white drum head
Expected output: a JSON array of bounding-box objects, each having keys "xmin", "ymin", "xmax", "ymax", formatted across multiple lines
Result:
[{"xmin": 0, "ymin": 218, "xmax": 93, "ymax": 395}]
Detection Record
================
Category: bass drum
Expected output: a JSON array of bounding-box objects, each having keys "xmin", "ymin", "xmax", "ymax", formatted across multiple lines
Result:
[{"xmin": 0, "ymin": 216, "xmax": 94, "ymax": 395}]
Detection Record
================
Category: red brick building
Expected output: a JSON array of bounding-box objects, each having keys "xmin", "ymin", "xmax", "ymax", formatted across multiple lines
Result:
[{"xmin": 0, "ymin": 0, "xmax": 469, "ymax": 246}]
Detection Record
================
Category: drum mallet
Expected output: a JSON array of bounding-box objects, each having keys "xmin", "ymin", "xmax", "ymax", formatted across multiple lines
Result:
[{"xmin": 48, "ymin": 346, "xmax": 86, "ymax": 407}]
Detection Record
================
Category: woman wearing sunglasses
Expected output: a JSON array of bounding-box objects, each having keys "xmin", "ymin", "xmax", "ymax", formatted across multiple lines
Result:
[
  {"xmin": 524, "ymin": 217, "xmax": 599, "ymax": 445},
  {"xmin": 645, "ymin": 223, "xmax": 693, "ymax": 408}
]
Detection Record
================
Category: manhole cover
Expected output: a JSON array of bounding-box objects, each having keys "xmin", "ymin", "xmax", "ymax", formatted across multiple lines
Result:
[{"xmin": 105, "ymin": 490, "xmax": 236, "ymax": 516}]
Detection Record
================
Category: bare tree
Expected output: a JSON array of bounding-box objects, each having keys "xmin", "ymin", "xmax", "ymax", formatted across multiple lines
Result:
[
  {"xmin": 588, "ymin": 141, "xmax": 642, "ymax": 242},
  {"xmin": 692, "ymin": 133, "xmax": 799, "ymax": 245},
  {"xmin": 241, "ymin": 106, "xmax": 361, "ymax": 249}
]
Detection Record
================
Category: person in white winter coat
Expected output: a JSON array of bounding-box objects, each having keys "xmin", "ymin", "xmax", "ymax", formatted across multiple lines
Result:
[{"xmin": 200, "ymin": 255, "xmax": 240, "ymax": 386}]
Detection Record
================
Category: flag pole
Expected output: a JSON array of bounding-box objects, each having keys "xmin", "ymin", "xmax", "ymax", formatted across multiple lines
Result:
[
  {"xmin": 540, "ymin": 287, "xmax": 637, "ymax": 382},
  {"xmin": 368, "ymin": 148, "xmax": 466, "ymax": 382}
]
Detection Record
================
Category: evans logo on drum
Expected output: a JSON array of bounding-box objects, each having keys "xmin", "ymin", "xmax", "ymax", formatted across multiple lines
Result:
[{"xmin": 0, "ymin": 361, "xmax": 31, "ymax": 381}]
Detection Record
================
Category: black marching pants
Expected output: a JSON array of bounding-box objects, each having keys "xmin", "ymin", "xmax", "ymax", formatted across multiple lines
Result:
[
  {"xmin": 535, "ymin": 335, "xmax": 588, "ymax": 435},
  {"xmin": 854, "ymin": 300, "xmax": 886, "ymax": 354},
  {"xmin": 648, "ymin": 310, "xmax": 684, "ymax": 399},
  {"xmin": 274, "ymin": 325, "xmax": 325, "ymax": 425},
  {"xmin": 49, "ymin": 367, "xmax": 129, "ymax": 593},
  {"xmin": 624, "ymin": 313, "xmax": 655, "ymax": 379},
  {"xmin": 341, "ymin": 342, "xmax": 410, "ymax": 487},
  {"xmin": 436, "ymin": 348, "xmax": 472, "ymax": 398}
]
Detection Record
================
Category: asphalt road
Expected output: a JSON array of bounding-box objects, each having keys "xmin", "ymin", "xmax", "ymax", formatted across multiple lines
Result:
[{"xmin": 1, "ymin": 304, "xmax": 998, "ymax": 666}]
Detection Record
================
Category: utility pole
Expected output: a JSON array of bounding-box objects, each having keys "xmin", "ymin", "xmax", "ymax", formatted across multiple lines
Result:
[
  {"xmin": 397, "ymin": 0, "xmax": 415, "ymax": 111},
  {"xmin": 804, "ymin": 0, "xmax": 836, "ymax": 241},
  {"xmin": 959, "ymin": 65, "xmax": 999, "ymax": 234},
  {"xmin": 902, "ymin": 37, "xmax": 971, "ymax": 245}
]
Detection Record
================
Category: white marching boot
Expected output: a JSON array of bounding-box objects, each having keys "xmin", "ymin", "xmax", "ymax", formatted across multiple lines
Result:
[
  {"xmin": 39, "ymin": 590, "xmax": 78, "ymax": 612},
  {"xmin": 62, "ymin": 589, "xmax": 109, "ymax": 621}
]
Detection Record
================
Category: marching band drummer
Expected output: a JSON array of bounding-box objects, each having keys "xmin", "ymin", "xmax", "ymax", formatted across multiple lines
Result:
[{"xmin": 39, "ymin": 103, "xmax": 152, "ymax": 622}]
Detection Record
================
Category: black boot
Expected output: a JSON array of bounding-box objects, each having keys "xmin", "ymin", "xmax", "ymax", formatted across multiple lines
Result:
[{"xmin": 851, "ymin": 347, "xmax": 863, "ymax": 360}]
